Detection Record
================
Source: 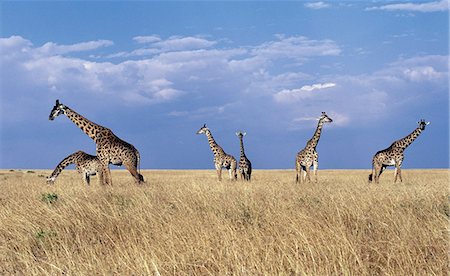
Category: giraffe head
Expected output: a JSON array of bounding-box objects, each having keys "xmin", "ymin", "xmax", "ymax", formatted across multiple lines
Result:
[
  {"xmin": 235, "ymin": 131, "xmax": 246, "ymax": 139},
  {"xmin": 196, "ymin": 124, "xmax": 209, "ymax": 135},
  {"xmin": 46, "ymin": 176, "xmax": 56, "ymax": 184},
  {"xmin": 418, "ymin": 119, "xmax": 430, "ymax": 130},
  {"xmin": 49, "ymin": 99, "xmax": 67, "ymax": 120},
  {"xmin": 319, "ymin": 112, "xmax": 333, "ymax": 123}
]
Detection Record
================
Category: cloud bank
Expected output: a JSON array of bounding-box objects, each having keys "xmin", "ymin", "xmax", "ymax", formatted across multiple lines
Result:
[
  {"xmin": 367, "ymin": 0, "xmax": 449, "ymax": 12},
  {"xmin": 1, "ymin": 35, "xmax": 448, "ymax": 130}
]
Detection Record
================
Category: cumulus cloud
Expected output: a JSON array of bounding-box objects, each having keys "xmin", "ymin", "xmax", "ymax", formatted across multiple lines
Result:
[
  {"xmin": 304, "ymin": 2, "xmax": 330, "ymax": 10},
  {"xmin": 133, "ymin": 35, "xmax": 161, "ymax": 44},
  {"xmin": 1, "ymin": 35, "xmax": 447, "ymax": 129},
  {"xmin": 366, "ymin": 0, "xmax": 449, "ymax": 12},
  {"xmin": 151, "ymin": 36, "xmax": 217, "ymax": 51},
  {"xmin": 37, "ymin": 40, "xmax": 113, "ymax": 55},
  {"xmin": 274, "ymin": 83, "xmax": 336, "ymax": 102},
  {"xmin": 251, "ymin": 36, "xmax": 341, "ymax": 60}
]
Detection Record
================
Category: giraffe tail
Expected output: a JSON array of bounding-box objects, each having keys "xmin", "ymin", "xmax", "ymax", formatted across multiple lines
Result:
[
  {"xmin": 137, "ymin": 149, "xmax": 144, "ymax": 183},
  {"xmin": 368, "ymin": 162, "xmax": 374, "ymax": 183}
]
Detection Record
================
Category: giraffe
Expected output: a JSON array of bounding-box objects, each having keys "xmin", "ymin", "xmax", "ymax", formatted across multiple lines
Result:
[
  {"xmin": 368, "ymin": 119, "xmax": 430, "ymax": 184},
  {"xmin": 47, "ymin": 150, "xmax": 103, "ymax": 185},
  {"xmin": 196, "ymin": 124, "xmax": 237, "ymax": 181},
  {"xmin": 48, "ymin": 100, "xmax": 144, "ymax": 185},
  {"xmin": 295, "ymin": 112, "xmax": 333, "ymax": 183},
  {"xmin": 236, "ymin": 131, "xmax": 252, "ymax": 181}
]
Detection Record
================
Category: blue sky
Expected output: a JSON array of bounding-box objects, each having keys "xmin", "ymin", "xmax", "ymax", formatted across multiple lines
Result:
[{"xmin": 1, "ymin": 1, "xmax": 448, "ymax": 169}]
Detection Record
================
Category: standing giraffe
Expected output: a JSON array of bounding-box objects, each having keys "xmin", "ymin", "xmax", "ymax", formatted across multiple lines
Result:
[
  {"xmin": 295, "ymin": 112, "xmax": 333, "ymax": 183},
  {"xmin": 48, "ymin": 100, "xmax": 144, "ymax": 185},
  {"xmin": 236, "ymin": 131, "xmax": 252, "ymax": 181},
  {"xmin": 368, "ymin": 119, "xmax": 430, "ymax": 184},
  {"xmin": 47, "ymin": 150, "xmax": 103, "ymax": 185},
  {"xmin": 196, "ymin": 124, "xmax": 237, "ymax": 181}
]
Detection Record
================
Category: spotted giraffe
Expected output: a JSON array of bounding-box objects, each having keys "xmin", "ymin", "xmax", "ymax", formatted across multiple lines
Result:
[
  {"xmin": 296, "ymin": 112, "xmax": 333, "ymax": 183},
  {"xmin": 49, "ymin": 100, "xmax": 144, "ymax": 185},
  {"xmin": 47, "ymin": 150, "xmax": 103, "ymax": 185},
  {"xmin": 236, "ymin": 131, "xmax": 252, "ymax": 181},
  {"xmin": 196, "ymin": 124, "xmax": 237, "ymax": 181},
  {"xmin": 368, "ymin": 119, "xmax": 430, "ymax": 184}
]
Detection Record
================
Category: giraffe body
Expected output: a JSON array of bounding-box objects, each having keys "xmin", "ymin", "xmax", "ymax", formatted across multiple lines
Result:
[
  {"xmin": 236, "ymin": 132, "xmax": 252, "ymax": 181},
  {"xmin": 47, "ymin": 151, "xmax": 103, "ymax": 185},
  {"xmin": 197, "ymin": 124, "xmax": 237, "ymax": 181},
  {"xmin": 295, "ymin": 112, "xmax": 332, "ymax": 183},
  {"xmin": 49, "ymin": 100, "xmax": 144, "ymax": 185},
  {"xmin": 369, "ymin": 120, "xmax": 429, "ymax": 183}
]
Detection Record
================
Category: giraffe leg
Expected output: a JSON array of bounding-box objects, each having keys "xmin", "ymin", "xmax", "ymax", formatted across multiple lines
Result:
[
  {"xmin": 305, "ymin": 166, "xmax": 311, "ymax": 182},
  {"xmin": 313, "ymin": 161, "xmax": 318, "ymax": 183},
  {"xmin": 301, "ymin": 167, "xmax": 307, "ymax": 183},
  {"xmin": 373, "ymin": 164, "xmax": 381, "ymax": 184},
  {"xmin": 97, "ymin": 170, "xmax": 104, "ymax": 185},
  {"xmin": 100, "ymin": 163, "xmax": 112, "ymax": 185},
  {"xmin": 215, "ymin": 163, "xmax": 222, "ymax": 181},
  {"xmin": 394, "ymin": 164, "xmax": 403, "ymax": 183},
  {"xmin": 125, "ymin": 162, "xmax": 144, "ymax": 185}
]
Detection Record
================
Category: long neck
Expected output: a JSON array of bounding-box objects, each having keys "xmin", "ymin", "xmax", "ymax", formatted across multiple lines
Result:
[
  {"xmin": 49, "ymin": 151, "xmax": 81, "ymax": 179},
  {"xmin": 393, "ymin": 127, "xmax": 423, "ymax": 150},
  {"xmin": 205, "ymin": 130, "xmax": 224, "ymax": 156},
  {"xmin": 239, "ymin": 137, "xmax": 246, "ymax": 157},
  {"xmin": 64, "ymin": 107, "xmax": 105, "ymax": 141},
  {"xmin": 307, "ymin": 120, "xmax": 324, "ymax": 149}
]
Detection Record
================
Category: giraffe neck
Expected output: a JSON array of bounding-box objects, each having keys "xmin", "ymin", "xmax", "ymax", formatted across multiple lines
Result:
[
  {"xmin": 239, "ymin": 137, "xmax": 246, "ymax": 158},
  {"xmin": 49, "ymin": 151, "xmax": 82, "ymax": 179},
  {"xmin": 205, "ymin": 130, "xmax": 224, "ymax": 157},
  {"xmin": 393, "ymin": 127, "xmax": 423, "ymax": 150},
  {"xmin": 307, "ymin": 120, "xmax": 324, "ymax": 149},
  {"xmin": 64, "ymin": 107, "xmax": 105, "ymax": 142}
]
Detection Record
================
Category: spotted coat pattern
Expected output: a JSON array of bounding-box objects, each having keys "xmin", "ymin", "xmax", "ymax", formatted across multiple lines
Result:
[
  {"xmin": 47, "ymin": 150, "xmax": 103, "ymax": 185},
  {"xmin": 296, "ymin": 112, "xmax": 333, "ymax": 183},
  {"xmin": 197, "ymin": 124, "xmax": 237, "ymax": 181},
  {"xmin": 49, "ymin": 100, "xmax": 144, "ymax": 185},
  {"xmin": 369, "ymin": 120, "xmax": 429, "ymax": 183},
  {"xmin": 236, "ymin": 132, "xmax": 252, "ymax": 181}
]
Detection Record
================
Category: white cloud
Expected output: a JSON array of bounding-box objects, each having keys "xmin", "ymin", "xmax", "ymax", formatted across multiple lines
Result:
[
  {"xmin": 133, "ymin": 35, "xmax": 161, "ymax": 44},
  {"xmin": 1, "ymin": 35, "xmax": 447, "ymax": 129},
  {"xmin": 251, "ymin": 36, "xmax": 341, "ymax": 60},
  {"xmin": 304, "ymin": 2, "xmax": 330, "ymax": 10},
  {"xmin": 274, "ymin": 82, "xmax": 336, "ymax": 102},
  {"xmin": 152, "ymin": 36, "xmax": 217, "ymax": 51},
  {"xmin": 403, "ymin": 66, "xmax": 445, "ymax": 81},
  {"xmin": 366, "ymin": 0, "xmax": 449, "ymax": 12},
  {"xmin": 37, "ymin": 40, "xmax": 113, "ymax": 55}
]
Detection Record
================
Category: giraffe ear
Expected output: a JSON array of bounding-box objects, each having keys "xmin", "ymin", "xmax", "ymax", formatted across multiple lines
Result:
[
  {"xmin": 203, "ymin": 123, "xmax": 207, "ymax": 128},
  {"xmin": 243, "ymin": 132, "xmax": 246, "ymax": 136},
  {"xmin": 56, "ymin": 99, "xmax": 60, "ymax": 105},
  {"xmin": 426, "ymin": 121, "xmax": 430, "ymax": 125},
  {"xmin": 236, "ymin": 132, "xmax": 239, "ymax": 136}
]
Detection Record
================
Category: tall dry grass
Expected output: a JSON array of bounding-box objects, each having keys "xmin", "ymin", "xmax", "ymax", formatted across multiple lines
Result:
[{"xmin": 0, "ymin": 169, "xmax": 448, "ymax": 275}]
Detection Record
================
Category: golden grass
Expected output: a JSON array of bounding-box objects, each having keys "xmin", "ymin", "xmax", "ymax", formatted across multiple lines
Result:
[{"xmin": 0, "ymin": 169, "xmax": 448, "ymax": 275}]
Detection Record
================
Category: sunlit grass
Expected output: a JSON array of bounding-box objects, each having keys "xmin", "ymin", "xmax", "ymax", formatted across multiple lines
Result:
[{"xmin": 0, "ymin": 169, "xmax": 448, "ymax": 275}]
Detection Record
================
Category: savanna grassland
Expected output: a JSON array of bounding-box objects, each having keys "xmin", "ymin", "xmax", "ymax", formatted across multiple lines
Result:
[{"xmin": 0, "ymin": 169, "xmax": 448, "ymax": 275}]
